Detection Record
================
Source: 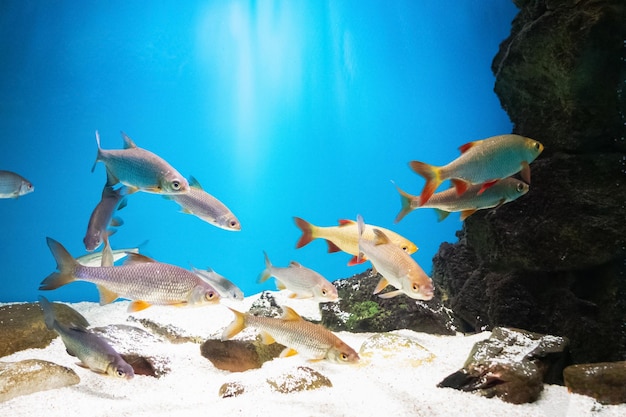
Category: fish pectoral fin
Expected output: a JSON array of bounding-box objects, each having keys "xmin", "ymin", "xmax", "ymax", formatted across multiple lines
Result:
[
  {"xmin": 306, "ymin": 358, "xmax": 324, "ymax": 363},
  {"xmin": 125, "ymin": 185, "xmax": 140, "ymax": 195},
  {"xmin": 451, "ymin": 179, "xmax": 469, "ymax": 196},
  {"xmin": 75, "ymin": 361, "xmax": 90, "ymax": 369},
  {"xmin": 373, "ymin": 277, "xmax": 389, "ymax": 294},
  {"xmin": 109, "ymin": 216, "xmax": 124, "ymax": 227},
  {"xmin": 128, "ymin": 300, "xmax": 152, "ymax": 312},
  {"xmin": 259, "ymin": 331, "xmax": 276, "ymax": 345},
  {"xmin": 326, "ymin": 240, "xmax": 342, "ymax": 253},
  {"xmin": 144, "ymin": 186, "xmax": 162, "ymax": 193},
  {"xmin": 477, "ymin": 180, "xmax": 499, "ymax": 195},
  {"xmin": 494, "ymin": 198, "xmax": 507, "ymax": 209},
  {"xmin": 460, "ymin": 209, "xmax": 478, "ymax": 221},
  {"xmin": 280, "ymin": 348, "xmax": 299, "ymax": 358},
  {"xmin": 378, "ymin": 290, "xmax": 404, "ymax": 299},
  {"xmin": 97, "ymin": 286, "xmax": 118, "ymax": 305},
  {"xmin": 520, "ymin": 161, "xmax": 531, "ymax": 183}
]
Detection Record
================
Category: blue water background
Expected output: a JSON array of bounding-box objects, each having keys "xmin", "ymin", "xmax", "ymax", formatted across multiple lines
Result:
[{"xmin": 0, "ymin": 1, "xmax": 517, "ymax": 303}]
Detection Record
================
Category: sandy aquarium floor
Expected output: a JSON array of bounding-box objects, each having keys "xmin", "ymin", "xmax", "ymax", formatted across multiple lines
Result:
[{"xmin": 1, "ymin": 293, "xmax": 623, "ymax": 417}]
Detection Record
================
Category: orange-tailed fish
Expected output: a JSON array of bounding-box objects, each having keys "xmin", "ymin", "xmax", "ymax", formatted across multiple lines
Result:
[
  {"xmin": 0, "ymin": 170, "xmax": 34, "ymax": 198},
  {"xmin": 166, "ymin": 176, "xmax": 240, "ymax": 231},
  {"xmin": 222, "ymin": 306, "xmax": 359, "ymax": 364},
  {"xmin": 357, "ymin": 215, "xmax": 433, "ymax": 300},
  {"xmin": 257, "ymin": 252, "xmax": 338, "ymax": 301},
  {"xmin": 83, "ymin": 179, "xmax": 128, "ymax": 251},
  {"xmin": 409, "ymin": 134, "xmax": 543, "ymax": 206},
  {"xmin": 39, "ymin": 237, "xmax": 220, "ymax": 312},
  {"xmin": 91, "ymin": 131, "xmax": 189, "ymax": 195},
  {"xmin": 294, "ymin": 216, "xmax": 417, "ymax": 266},
  {"xmin": 39, "ymin": 296, "xmax": 134, "ymax": 379},
  {"xmin": 394, "ymin": 177, "xmax": 529, "ymax": 222}
]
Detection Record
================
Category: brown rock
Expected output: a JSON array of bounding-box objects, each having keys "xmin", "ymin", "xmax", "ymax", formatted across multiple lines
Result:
[
  {"xmin": 219, "ymin": 381, "xmax": 246, "ymax": 398},
  {"xmin": 266, "ymin": 366, "xmax": 332, "ymax": 394},
  {"xmin": 564, "ymin": 361, "xmax": 626, "ymax": 405},
  {"xmin": 0, "ymin": 302, "xmax": 89, "ymax": 358},
  {"xmin": 0, "ymin": 359, "xmax": 80, "ymax": 402},
  {"xmin": 200, "ymin": 339, "xmax": 284, "ymax": 372}
]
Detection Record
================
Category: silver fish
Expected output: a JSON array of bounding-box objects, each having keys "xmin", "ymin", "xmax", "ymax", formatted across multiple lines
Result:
[
  {"xmin": 357, "ymin": 215, "xmax": 434, "ymax": 300},
  {"xmin": 394, "ymin": 177, "xmax": 530, "ymax": 222},
  {"xmin": 167, "ymin": 176, "xmax": 240, "ymax": 231},
  {"xmin": 0, "ymin": 170, "xmax": 34, "ymax": 198},
  {"xmin": 76, "ymin": 245, "xmax": 141, "ymax": 267},
  {"xmin": 91, "ymin": 131, "xmax": 189, "ymax": 195},
  {"xmin": 39, "ymin": 238, "xmax": 220, "ymax": 312},
  {"xmin": 191, "ymin": 266, "xmax": 244, "ymax": 300},
  {"xmin": 38, "ymin": 296, "xmax": 134, "ymax": 379},
  {"xmin": 258, "ymin": 252, "xmax": 338, "ymax": 302},
  {"xmin": 83, "ymin": 181, "xmax": 128, "ymax": 251},
  {"xmin": 222, "ymin": 306, "xmax": 359, "ymax": 364}
]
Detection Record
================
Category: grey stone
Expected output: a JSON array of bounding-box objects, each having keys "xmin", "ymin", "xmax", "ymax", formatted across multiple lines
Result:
[{"xmin": 0, "ymin": 359, "xmax": 80, "ymax": 402}]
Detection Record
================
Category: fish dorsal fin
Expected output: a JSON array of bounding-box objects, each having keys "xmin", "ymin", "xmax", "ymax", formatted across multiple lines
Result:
[
  {"xmin": 289, "ymin": 261, "xmax": 302, "ymax": 268},
  {"xmin": 188, "ymin": 175, "xmax": 204, "ymax": 190},
  {"xmin": 123, "ymin": 252, "xmax": 157, "ymax": 265},
  {"xmin": 459, "ymin": 141, "xmax": 477, "ymax": 154},
  {"xmin": 373, "ymin": 229, "xmax": 391, "ymax": 245},
  {"xmin": 338, "ymin": 219, "xmax": 355, "ymax": 227},
  {"xmin": 98, "ymin": 285, "xmax": 118, "ymax": 305},
  {"xmin": 120, "ymin": 132, "xmax": 137, "ymax": 149},
  {"xmin": 281, "ymin": 306, "xmax": 303, "ymax": 321}
]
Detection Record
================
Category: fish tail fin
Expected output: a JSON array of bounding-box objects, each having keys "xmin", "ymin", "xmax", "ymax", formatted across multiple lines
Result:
[
  {"xmin": 39, "ymin": 238, "xmax": 77, "ymax": 290},
  {"xmin": 38, "ymin": 296, "xmax": 56, "ymax": 330},
  {"xmin": 91, "ymin": 131, "xmax": 102, "ymax": 173},
  {"xmin": 409, "ymin": 161, "xmax": 441, "ymax": 206},
  {"xmin": 293, "ymin": 217, "xmax": 315, "ymax": 248},
  {"xmin": 393, "ymin": 182, "xmax": 417, "ymax": 223},
  {"xmin": 221, "ymin": 308, "xmax": 246, "ymax": 340},
  {"xmin": 257, "ymin": 251, "xmax": 272, "ymax": 283}
]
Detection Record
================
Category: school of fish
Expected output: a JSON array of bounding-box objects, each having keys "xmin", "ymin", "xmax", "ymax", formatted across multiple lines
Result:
[{"xmin": 2, "ymin": 130, "xmax": 542, "ymax": 379}]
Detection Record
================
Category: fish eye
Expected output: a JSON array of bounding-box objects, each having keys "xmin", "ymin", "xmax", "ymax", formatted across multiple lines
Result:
[
  {"xmin": 230, "ymin": 220, "xmax": 237, "ymax": 227},
  {"xmin": 116, "ymin": 369, "xmax": 126, "ymax": 378},
  {"xmin": 340, "ymin": 353, "xmax": 348, "ymax": 361},
  {"xmin": 516, "ymin": 183, "xmax": 525, "ymax": 193},
  {"xmin": 402, "ymin": 246, "xmax": 408, "ymax": 252},
  {"xmin": 322, "ymin": 289, "xmax": 327, "ymax": 296},
  {"xmin": 172, "ymin": 181, "xmax": 181, "ymax": 190},
  {"xmin": 205, "ymin": 291, "xmax": 215, "ymax": 301},
  {"xmin": 534, "ymin": 142, "xmax": 541, "ymax": 151},
  {"xmin": 412, "ymin": 283, "xmax": 419, "ymax": 291}
]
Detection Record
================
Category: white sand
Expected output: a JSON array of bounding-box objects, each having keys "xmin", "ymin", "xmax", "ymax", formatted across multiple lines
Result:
[{"xmin": 1, "ymin": 292, "xmax": 623, "ymax": 417}]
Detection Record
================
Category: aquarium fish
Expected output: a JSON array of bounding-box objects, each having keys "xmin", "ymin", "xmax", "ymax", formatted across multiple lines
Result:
[
  {"xmin": 192, "ymin": 266, "xmax": 244, "ymax": 301},
  {"xmin": 0, "ymin": 170, "xmax": 34, "ymax": 198},
  {"xmin": 76, "ymin": 244, "xmax": 141, "ymax": 267},
  {"xmin": 394, "ymin": 177, "xmax": 530, "ymax": 222},
  {"xmin": 91, "ymin": 131, "xmax": 189, "ymax": 195},
  {"xmin": 83, "ymin": 181, "xmax": 128, "ymax": 251},
  {"xmin": 166, "ymin": 176, "xmax": 240, "ymax": 231},
  {"xmin": 410, "ymin": 134, "xmax": 543, "ymax": 206},
  {"xmin": 294, "ymin": 217, "xmax": 417, "ymax": 266},
  {"xmin": 357, "ymin": 215, "xmax": 433, "ymax": 300},
  {"xmin": 38, "ymin": 296, "xmax": 134, "ymax": 379},
  {"xmin": 39, "ymin": 237, "xmax": 220, "ymax": 312},
  {"xmin": 258, "ymin": 252, "xmax": 338, "ymax": 302},
  {"xmin": 222, "ymin": 306, "xmax": 359, "ymax": 364}
]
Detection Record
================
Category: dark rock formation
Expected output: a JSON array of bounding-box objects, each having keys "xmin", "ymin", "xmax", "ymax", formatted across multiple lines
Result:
[
  {"xmin": 0, "ymin": 302, "xmax": 89, "ymax": 357},
  {"xmin": 0, "ymin": 360, "xmax": 80, "ymax": 402},
  {"xmin": 432, "ymin": 0, "xmax": 626, "ymax": 364},
  {"xmin": 320, "ymin": 270, "xmax": 458, "ymax": 335},
  {"xmin": 437, "ymin": 327, "xmax": 569, "ymax": 404},
  {"xmin": 564, "ymin": 361, "xmax": 626, "ymax": 404}
]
